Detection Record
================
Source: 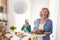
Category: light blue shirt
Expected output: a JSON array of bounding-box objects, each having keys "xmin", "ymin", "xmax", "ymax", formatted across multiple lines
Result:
[{"xmin": 33, "ymin": 18, "xmax": 53, "ymax": 40}]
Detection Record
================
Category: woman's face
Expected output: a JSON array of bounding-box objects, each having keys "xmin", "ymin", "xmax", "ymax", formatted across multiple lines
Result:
[
  {"xmin": 25, "ymin": 19, "xmax": 29, "ymax": 24},
  {"xmin": 41, "ymin": 9, "xmax": 48, "ymax": 18}
]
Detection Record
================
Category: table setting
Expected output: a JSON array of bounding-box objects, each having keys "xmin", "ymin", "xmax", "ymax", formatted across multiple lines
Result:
[{"xmin": 10, "ymin": 29, "xmax": 47, "ymax": 40}]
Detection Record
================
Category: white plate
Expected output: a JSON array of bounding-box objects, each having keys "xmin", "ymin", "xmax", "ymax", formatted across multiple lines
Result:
[
  {"xmin": 29, "ymin": 34, "xmax": 46, "ymax": 37},
  {"xmin": 5, "ymin": 33, "xmax": 13, "ymax": 38},
  {"xmin": 34, "ymin": 34, "xmax": 46, "ymax": 37}
]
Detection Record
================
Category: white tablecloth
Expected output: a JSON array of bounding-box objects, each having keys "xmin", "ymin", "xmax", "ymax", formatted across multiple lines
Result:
[
  {"xmin": 11, "ymin": 31, "xmax": 46, "ymax": 40},
  {"xmin": 11, "ymin": 34, "xmax": 30, "ymax": 40}
]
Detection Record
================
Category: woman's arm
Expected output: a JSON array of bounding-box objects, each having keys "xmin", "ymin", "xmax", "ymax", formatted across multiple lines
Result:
[
  {"xmin": 44, "ymin": 20, "xmax": 53, "ymax": 35},
  {"xmin": 21, "ymin": 25, "xmax": 24, "ymax": 30},
  {"xmin": 27, "ymin": 25, "xmax": 31, "ymax": 33}
]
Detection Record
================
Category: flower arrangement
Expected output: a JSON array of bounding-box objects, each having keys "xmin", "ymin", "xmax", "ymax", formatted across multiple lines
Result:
[{"xmin": 10, "ymin": 26, "xmax": 16, "ymax": 32}]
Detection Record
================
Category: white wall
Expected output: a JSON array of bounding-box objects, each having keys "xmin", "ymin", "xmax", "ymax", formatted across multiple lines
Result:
[
  {"xmin": 8, "ymin": 0, "xmax": 31, "ymax": 31},
  {"xmin": 56, "ymin": 0, "xmax": 60, "ymax": 40},
  {"xmin": 31, "ymin": 0, "xmax": 49, "ymax": 30},
  {"xmin": 49, "ymin": 0, "xmax": 59, "ymax": 40},
  {"xmin": 14, "ymin": 0, "xmax": 31, "ymax": 31},
  {"xmin": 13, "ymin": 0, "xmax": 49, "ymax": 31},
  {"xmin": 7, "ymin": 0, "xmax": 15, "ymax": 27}
]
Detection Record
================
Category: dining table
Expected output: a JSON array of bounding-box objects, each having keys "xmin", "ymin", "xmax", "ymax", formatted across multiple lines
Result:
[{"xmin": 10, "ymin": 31, "xmax": 46, "ymax": 40}]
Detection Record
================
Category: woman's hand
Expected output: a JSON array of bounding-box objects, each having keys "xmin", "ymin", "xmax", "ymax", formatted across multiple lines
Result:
[
  {"xmin": 24, "ymin": 30, "xmax": 28, "ymax": 32},
  {"xmin": 30, "ymin": 31, "xmax": 34, "ymax": 34},
  {"xmin": 45, "ymin": 32, "xmax": 50, "ymax": 36}
]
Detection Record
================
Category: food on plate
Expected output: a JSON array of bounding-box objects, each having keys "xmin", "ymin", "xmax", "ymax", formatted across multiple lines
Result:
[
  {"xmin": 15, "ymin": 32, "xmax": 26, "ymax": 38},
  {"xmin": 15, "ymin": 32, "xmax": 20, "ymax": 36},
  {"xmin": 34, "ymin": 29, "xmax": 44, "ymax": 34}
]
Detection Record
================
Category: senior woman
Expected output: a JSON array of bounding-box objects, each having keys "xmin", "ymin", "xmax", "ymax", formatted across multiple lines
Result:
[
  {"xmin": 21, "ymin": 19, "xmax": 31, "ymax": 33},
  {"xmin": 33, "ymin": 8, "xmax": 53, "ymax": 40}
]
